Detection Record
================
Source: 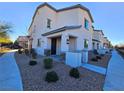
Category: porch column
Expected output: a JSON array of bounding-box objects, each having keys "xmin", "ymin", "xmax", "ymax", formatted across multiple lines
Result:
[{"xmin": 61, "ymin": 34, "xmax": 69, "ymax": 52}]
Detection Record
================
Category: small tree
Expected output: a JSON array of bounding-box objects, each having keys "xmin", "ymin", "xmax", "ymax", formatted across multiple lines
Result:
[{"xmin": 0, "ymin": 21, "xmax": 13, "ymax": 49}]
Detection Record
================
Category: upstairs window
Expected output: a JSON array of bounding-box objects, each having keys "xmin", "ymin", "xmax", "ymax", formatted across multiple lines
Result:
[
  {"xmin": 47, "ymin": 19, "xmax": 51, "ymax": 29},
  {"xmin": 84, "ymin": 19, "xmax": 89, "ymax": 30},
  {"xmin": 37, "ymin": 38, "xmax": 41, "ymax": 47}
]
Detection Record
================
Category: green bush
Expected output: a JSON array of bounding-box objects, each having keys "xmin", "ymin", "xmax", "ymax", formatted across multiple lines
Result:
[
  {"xmin": 32, "ymin": 52, "xmax": 37, "ymax": 59},
  {"xmin": 45, "ymin": 71, "xmax": 59, "ymax": 82},
  {"xmin": 91, "ymin": 57, "xmax": 98, "ymax": 61},
  {"xmin": 93, "ymin": 49, "xmax": 98, "ymax": 55},
  {"xmin": 96, "ymin": 55, "xmax": 102, "ymax": 60},
  {"xmin": 44, "ymin": 49, "xmax": 51, "ymax": 56},
  {"xmin": 60, "ymin": 53, "xmax": 66, "ymax": 60},
  {"xmin": 106, "ymin": 51, "xmax": 108, "ymax": 54},
  {"xmin": 29, "ymin": 60, "xmax": 37, "ymax": 66},
  {"xmin": 100, "ymin": 54, "xmax": 105, "ymax": 57},
  {"xmin": 18, "ymin": 49, "xmax": 22, "ymax": 54},
  {"xmin": 44, "ymin": 58, "xmax": 53, "ymax": 69},
  {"xmin": 24, "ymin": 49, "xmax": 29, "ymax": 55},
  {"xmin": 30, "ymin": 48, "xmax": 35, "ymax": 54},
  {"xmin": 29, "ymin": 48, "xmax": 37, "ymax": 59},
  {"xmin": 69, "ymin": 68, "xmax": 80, "ymax": 78}
]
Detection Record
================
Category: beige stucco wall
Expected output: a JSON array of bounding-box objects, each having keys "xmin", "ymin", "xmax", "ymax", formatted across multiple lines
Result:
[{"xmin": 28, "ymin": 5, "xmax": 93, "ymax": 55}]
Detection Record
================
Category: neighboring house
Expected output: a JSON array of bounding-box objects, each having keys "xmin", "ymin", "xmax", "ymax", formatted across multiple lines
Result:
[
  {"xmin": 103, "ymin": 37, "xmax": 110, "ymax": 49},
  {"xmin": 28, "ymin": 3, "xmax": 94, "ymax": 55},
  {"xmin": 17, "ymin": 36, "xmax": 29, "ymax": 48},
  {"xmin": 92, "ymin": 29, "xmax": 104, "ymax": 50}
]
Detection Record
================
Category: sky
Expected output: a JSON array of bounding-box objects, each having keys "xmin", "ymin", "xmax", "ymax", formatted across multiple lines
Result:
[{"xmin": 0, "ymin": 2, "xmax": 124, "ymax": 45}]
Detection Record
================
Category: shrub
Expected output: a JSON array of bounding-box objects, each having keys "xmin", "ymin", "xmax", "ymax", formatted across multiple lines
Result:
[
  {"xmin": 91, "ymin": 57, "xmax": 98, "ymax": 61},
  {"xmin": 24, "ymin": 49, "xmax": 29, "ymax": 55},
  {"xmin": 60, "ymin": 53, "xmax": 66, "ymax": 60},
  {"xmin": 96, "ymin": 55, "xmax": 102, "ymax": 60},
  {"xmin": 110, "ymin": 49, "xmax": 113, "ymax": 52},
  {"xmin": 29, "ymin": 48, "xmax": 37, "ymax": 59},
  {"xmin": 44, "ymin": 49, "xmax": 51, "ymax": 56},
  {"xmin": 32, "ymin": 52, "xmax": 37, "ymax": 59},
  {"xmin": 45, "ymin": 71, "xmax": 59, "ymax": 82},
  {"xmin": 93, "ymin": 49, "xmax": 98, "ymax": 55},
  {"xmin": 69, "ymin": 68, "xmax": 80, "ymax": 78},
  {"xmin": 18, "ymin": 49, "xmax": 22, "ymax": 54},
  {"xmin": 30, "ymin": 48, "xmax": 35, "ymax": 54},
  {"xmin": 100, "ymin": 54, "xmax": 105, "ymax": 57},
  {"xmin": 106, "ymin": 51, "xmax": 108, "ymax": 54},
  {"xmin": 29, "ymin": 60, "xmax": 37, "ymax": 66},
  {"xmin": 44, "ymin": 58, "xmax": 53, "ymax": 69}
]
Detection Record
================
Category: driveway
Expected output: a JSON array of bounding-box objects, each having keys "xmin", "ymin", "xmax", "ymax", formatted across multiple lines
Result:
[
  {"xmin": 103, "ymin": 50, "xmax": 124, "ymax": 90},
  {"xmin": 0, "ymin": 51, "xmax": 23, "ymax": 91}
]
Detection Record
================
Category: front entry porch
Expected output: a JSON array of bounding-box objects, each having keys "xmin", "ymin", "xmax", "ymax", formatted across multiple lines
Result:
[
  {"xmin": 51, "ymin": 36, "xmax": 61, "ymax": 55},
  {"xmin": 47, "ymin": 34, "xmax": 77, "ymax": 55}
]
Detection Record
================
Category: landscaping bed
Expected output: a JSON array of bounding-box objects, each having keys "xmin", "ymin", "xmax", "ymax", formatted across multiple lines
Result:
[
  {"xmin": 15, "ymin": 52, "xmax": 105, "ymax": 91},
  {"xmin": 88, "ymin": 51, "xmax": 112, "ymax": 68},
  {"xmin": 117, "ymin": 49, "xmax": 124, "ymax": 59}
]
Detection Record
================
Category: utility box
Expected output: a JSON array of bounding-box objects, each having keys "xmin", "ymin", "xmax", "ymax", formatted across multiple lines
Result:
[
  {"xmin": 82, "ymin": 49, "xmax": 88, "ymax": 63},
  {"xmin": 66, "ymin": 52, "xmax": 82, "ymax": 68}
]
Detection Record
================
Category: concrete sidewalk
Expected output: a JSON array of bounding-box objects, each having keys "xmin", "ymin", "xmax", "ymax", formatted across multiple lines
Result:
[
  {"xmin": 82, "ymin": 64, "xmax": 106, "ymax": 75},
  {"xmin": 103, "ymin": 50, "xmax": 124, "ymax": 91},
  {"xmin": 0, "ymin": 52, "xmax": 23, "ymax": 91}
]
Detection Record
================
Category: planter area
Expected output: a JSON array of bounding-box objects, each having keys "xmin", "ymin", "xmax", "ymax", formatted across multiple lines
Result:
[
  {"xmin": 117, "ymin": 49, "xmax": 124, "ymax": 59},
  {"xmin": 14, "ymin": 52, "xmax": 105, "ymax": 91},
  {"xmin": 88, "ymin": 51, "xmax": 112, "ymax": 68}
]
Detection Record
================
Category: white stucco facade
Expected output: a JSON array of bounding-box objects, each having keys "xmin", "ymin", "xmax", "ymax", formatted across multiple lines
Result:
[
  {"xmin": 28, "ymin": 3, "xmax": 94, "ymax": 55},
  {"xmin": 92, "ymin": 29, "xmax": 105, "ymax": 50}
]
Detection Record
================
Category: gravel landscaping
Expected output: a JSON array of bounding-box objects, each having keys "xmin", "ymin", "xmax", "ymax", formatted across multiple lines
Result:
[
  {"xmin": 88, "ymin": 51, "xmax": 112, "ymax": 68},
  {"xmin": 117, "ymin": 49, "xmax": 124, "ymax": 59},
  {"xmin": 15, "ymin": 52, "xmax": 105, "ymax": 91}
]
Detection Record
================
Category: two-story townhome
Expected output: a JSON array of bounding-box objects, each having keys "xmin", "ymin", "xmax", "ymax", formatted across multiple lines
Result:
[
  {"xmin": 103, "ymin": 37, "xmax": 110, "ymax": 49},
  {"xmin": 28, "ymin": 3, "xmax": 94, "ymax": 55},
  {"xmin": 92, "ymin": 29, "xmax": 104, "ymax": 50},
  {"xmin": 17, "ymin": 36, "xmax": 29, "ymax": 48}
]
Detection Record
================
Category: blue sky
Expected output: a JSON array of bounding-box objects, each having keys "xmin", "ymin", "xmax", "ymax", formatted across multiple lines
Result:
[{"xmin": 0, "ymin": 2, "xmax": 124, "ymax": 45}]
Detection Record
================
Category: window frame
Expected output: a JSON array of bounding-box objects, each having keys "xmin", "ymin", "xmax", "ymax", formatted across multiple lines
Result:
[
  {"xmin": 84, "ymin": 39, "xmax": 88, "ymax": 49},
  {"xmin": 47, "ymin": 18, "xmax": 51, "ymax": 29},
  {"xmin": 84, "ymin": 18, "xmax": 89, "ymax": 30},
  {"xmin": 37, "ymin": 38, "xmax": 41, "ymax": 47}
]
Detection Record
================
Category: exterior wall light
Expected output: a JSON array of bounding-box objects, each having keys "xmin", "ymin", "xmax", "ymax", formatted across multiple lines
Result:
[{"xmin": 66, "ymin": 39, "xmax": 70, "ymax": 44}]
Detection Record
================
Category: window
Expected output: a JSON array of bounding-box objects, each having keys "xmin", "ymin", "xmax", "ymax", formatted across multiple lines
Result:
[
  {"xmin": 84, "ymin": 39, "xmax": 88, "ymax": 48},
  {"xmin": 84, "ymin": 19, "xmax": 89, "ymax": 30},
  {"xmin": 37, "ymin": 38, "xmax": 41, "ymax": 47},
  {"xmin": 97, "ymin": 43, "xmax": 99, "ymax": 49},
  {"xmin": 47, "ymin": 19, "xmax": 51, "ymax": 28},
  {"xmin": 92, "ymin": 42, "xmax": 95, "ymax": 49}
]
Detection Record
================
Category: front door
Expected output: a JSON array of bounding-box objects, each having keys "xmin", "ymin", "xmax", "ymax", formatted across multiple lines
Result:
[{"xmin": 51, "ymin": 38, "xmax": 56, "ymax": 55}]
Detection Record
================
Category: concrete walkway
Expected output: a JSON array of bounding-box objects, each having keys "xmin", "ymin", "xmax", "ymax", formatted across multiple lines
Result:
[
  {"xmin": 103, "ymin": 50, "xmax": 124, "ymax": 91},
  {"xmin": 82, "ymin": 64, "xmax": 106, "ymax": 75},
  {"xmin": 0, "ymin": 52, "xmax": 23, "ymax": 91}
]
